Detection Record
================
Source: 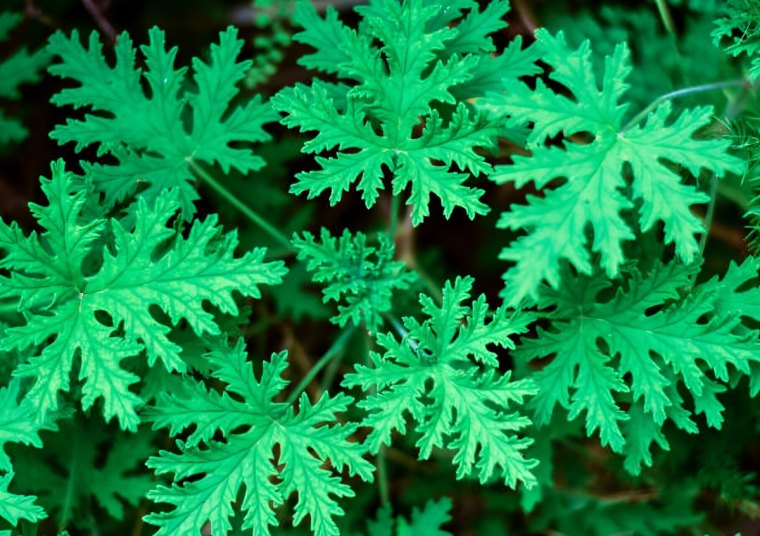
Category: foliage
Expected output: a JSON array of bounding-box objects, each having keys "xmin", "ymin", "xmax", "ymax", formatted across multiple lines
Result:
[
  {"xmin": 145, "ymin": 340, "xmax": 374, "ymax": 536},
  {"xmin": 0, "ymin": 161, "xmax": 285, "ymax": 429},
  {"xmin": 344, "ymin": 276, "xmax": 537, "ymax": 489},
  {"xmin": 294, "ymin": 229, "xmax": 416, "ymax": 332},
  {"xmin": 0, "ymin": 12, "xmax": 48, "ymax": 145},
  {"xmin": 481, "ymin": 29, "xmax": 743, "ymax": 305},
  {"xmin": 8, "ymin": 419, "xmax": 154, "ymax": 529},
  {"xmin": 0, "ymin": 0, "xmax": 759, "ymax": 535},
  {"xmin": 271, "ymin": 0, "xmax": 537, "ymax": 225},
  {"xmin": 515, "ymin": 261, "xmax": 759, "ymax": 473},
  {"xmin": 0, "ymin": 381, "xmax": 53, "ymax": 526},
  {"xmin": 48, "ymin": 26, "xmax": 277, "ymax": 217},
  {"xmin": 713, "ymin": 0, "xmax": 760, "ymax": 80},
  {"xmin": 367, "ymin": 498, "xmax": 452, "ymax": 536}
]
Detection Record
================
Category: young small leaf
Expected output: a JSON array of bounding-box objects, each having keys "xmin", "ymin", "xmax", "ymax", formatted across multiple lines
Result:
[{"xmin": 293, "ymin": 229, "xmax": 416, "ymax": 332}]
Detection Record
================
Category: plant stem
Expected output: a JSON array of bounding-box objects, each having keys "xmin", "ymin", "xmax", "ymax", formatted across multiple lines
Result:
[
  {"xmin": 377, "ymin": 447, "xmax": 390, "ymax": 506},
  {"xmin": 622, "ymin": 79, "xmax": 747, "ymax": 132},
  {"xmin": 363, "ymin": 330, "xmax": 391, "ymax": 507},
  {"xmin": 654, "ymin": 0, "xmax": 676, "ymax": 35},
  {"xmin": 187, "ymin": 158, "xmax": 293, "ymax": 251},
  {"xmin": 388, "ymin": 193, "xmax": 400, "ymax": 242},
  {"xmin": 286, "ymin": 326, "xmax": 356, "ymax": 404},
  {"xmin": 698, "ymin": 174, "xmax": 719, "ymax": 258}
]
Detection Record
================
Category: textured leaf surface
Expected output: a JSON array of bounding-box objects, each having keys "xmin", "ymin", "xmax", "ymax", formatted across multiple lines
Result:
[
  {"xmin": 145, "ymin": 341, "xmax": 374, "ymax": 536},
  {"xmin": 483, "ymin": 29, "xmax": 744, "ymax": 305},
  {"xmin": 48, "ymin": 26, "xmax": 276, "ymax": 216},
  {"xmin": 0, "ymin": 473, "xmax": 46, "ymax": 526},
  {"xmin": 293, "ymin": 229, "xmax": 416, "ymax": 332},
  {"xmin": 0, "ymin": 161, "xmax": 286, "ymax": 429},
  {"xmin": 0, "ymin": 381, "xmax": 53, "ymax": 526},
  {"xmin": 344, "ymin": 276, "xmax": 537, "ymax": 488},
  {"xmin": 515, "ymin": 261, "xmax": 760, "ymax": 472},
  {"xmin": 272, "ymin": 0, "xmax": 537, "ymax": 224}
]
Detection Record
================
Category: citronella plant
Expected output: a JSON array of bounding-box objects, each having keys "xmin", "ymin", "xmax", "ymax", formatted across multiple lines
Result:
[{"xmin": 0, "ymin": 0, "xmax": 758, "ymax": 535}]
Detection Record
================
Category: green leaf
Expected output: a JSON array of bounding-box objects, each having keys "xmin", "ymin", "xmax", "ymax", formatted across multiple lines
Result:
[
  {"xmin": 0, "ymin": 161, "xmax": 286, "ymax": 430},
  {"xmin": 713, "ymin": 0, "xmax": 760, "ymax": 80},
  {"xmin": 48, "ymin": 26, "xmax": 277, "ymax": 216},
  {"xmin": 344, "ymin": 276, "xmax": 537, "ymax": 489},
  {"xmin": 293, "ymin": 229, "xmax": 416, "ymax": 332},
  {"xmin": 9, "ymin": 418, "xmax": 154, "ymax": 527},
  {"xmin": 397, "ymin": 498, "xmax": 452, "ymax": 536},
  {"xmin": 272, "ymin": 0, "xmax": 530, "ymax": 224},
  {"xmin": 0, "ymin": 473, "xmax": 46, "ymax": 526},
  {"xmin": 145, "ymin": 340, "xmax": 374, "ymax": 536},
  {"xmin": 0, "ymin": 380, "xmax": 53, "ymax": 527},
  {"xmin": 516, "ymin": 261, "xmax": 760, "ymax": 472},
  {"xmin": 0, "ymin": 11, "xmax": 49, "ymax": 145},
  {"xmin": 483, "ymin": 29, "xmax": 744, "ymax": 305},
  {"xmin": 369, "ymin": 498, "xmax": 453, "ymax": 536}
]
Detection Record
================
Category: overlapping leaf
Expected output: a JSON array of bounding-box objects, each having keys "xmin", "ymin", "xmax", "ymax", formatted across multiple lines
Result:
[
  {"xmin": 368, "ymin": 498, "xmax": 452, "ymax": 536},
  {"xmin": 0, "ymin": 381, "xmax": 54, "ymax": 527},
  {"xmin": 0, "ymin": 12, "xmax": 48, "ymax": 145},
  {"xmin": 515, "ymin": 260, "xmax": 760, "ymax": 473},
  {"xmin": 48, "ymin": 26, "xmax": 276, "ymax": 216},
  {"xmin": 713, "ymin": 0, "xmax": 760, "ymax": 80},
  {"xmin": 272, "ymin": 0, "xmax": 538, "ymax": 225},
  {"xmin": 145, "ymin": 340, "xmax": 374, "ymax": 536},
  {"xmin": 0, "ymin": 161, "xmax": 286, "ymax": 429},
  {"xmin": 8, "ymin": 419, "xmax": 154, "ymax": 528},
  {"xmin": 344, "ymin": 276, "xmax": 537, "ymax": 488},
  {"xmin": 483, "ymin": 29, "xmax": 744, "ymax": 305}
]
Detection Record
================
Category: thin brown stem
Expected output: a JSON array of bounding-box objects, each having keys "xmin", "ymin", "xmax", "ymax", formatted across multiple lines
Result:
[{"xmin": 81, "ymin": 0, "xmax": 117, "ymax": 43}]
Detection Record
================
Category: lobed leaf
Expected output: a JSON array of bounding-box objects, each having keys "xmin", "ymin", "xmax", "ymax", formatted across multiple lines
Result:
[
  {"xmin": 0, "ymin": 161, "xmax": 286, "ymax": 429},
  {"xmin": 145, "ymin": 340, "xmax": 374, "ymax": 536},
  {"xmin": 344, "ymin": 276, "xmax": 538, "ymax": 489}
]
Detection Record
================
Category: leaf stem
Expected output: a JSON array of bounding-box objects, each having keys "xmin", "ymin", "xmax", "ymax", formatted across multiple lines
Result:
[
  {"xmin": 363, "ymin": 330, "xmax": 391, "ymax": 507},
  {"xmin": 622, "ymin": 79, "xmax": 748, "ymax": 132},
  {"xmin": 377, "ymin": 447, "xmax": 390, "ymax": 506},
  {"xmin": 654, "ymin": 0, "xmax": 676, "ymax": 35},
  {"xmin": 698, "ymin": 174, "xmax": 719, "ymax": 258},
  {"xmin": 187, "ymin": 158, "xmax": 293, "ymax": 251},
  {"xmin": 286, "ymin": 326, "xmax": 356, "ymax": 404},
  {"xmin": 388, "ymin": 193, "xmax": 400, "ymax": 242}
]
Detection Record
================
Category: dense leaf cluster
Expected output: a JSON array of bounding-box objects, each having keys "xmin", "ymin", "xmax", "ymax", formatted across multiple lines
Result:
[{"xmin": 0, "ymin": 0, "xmax": 759, "ymax": 535}]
